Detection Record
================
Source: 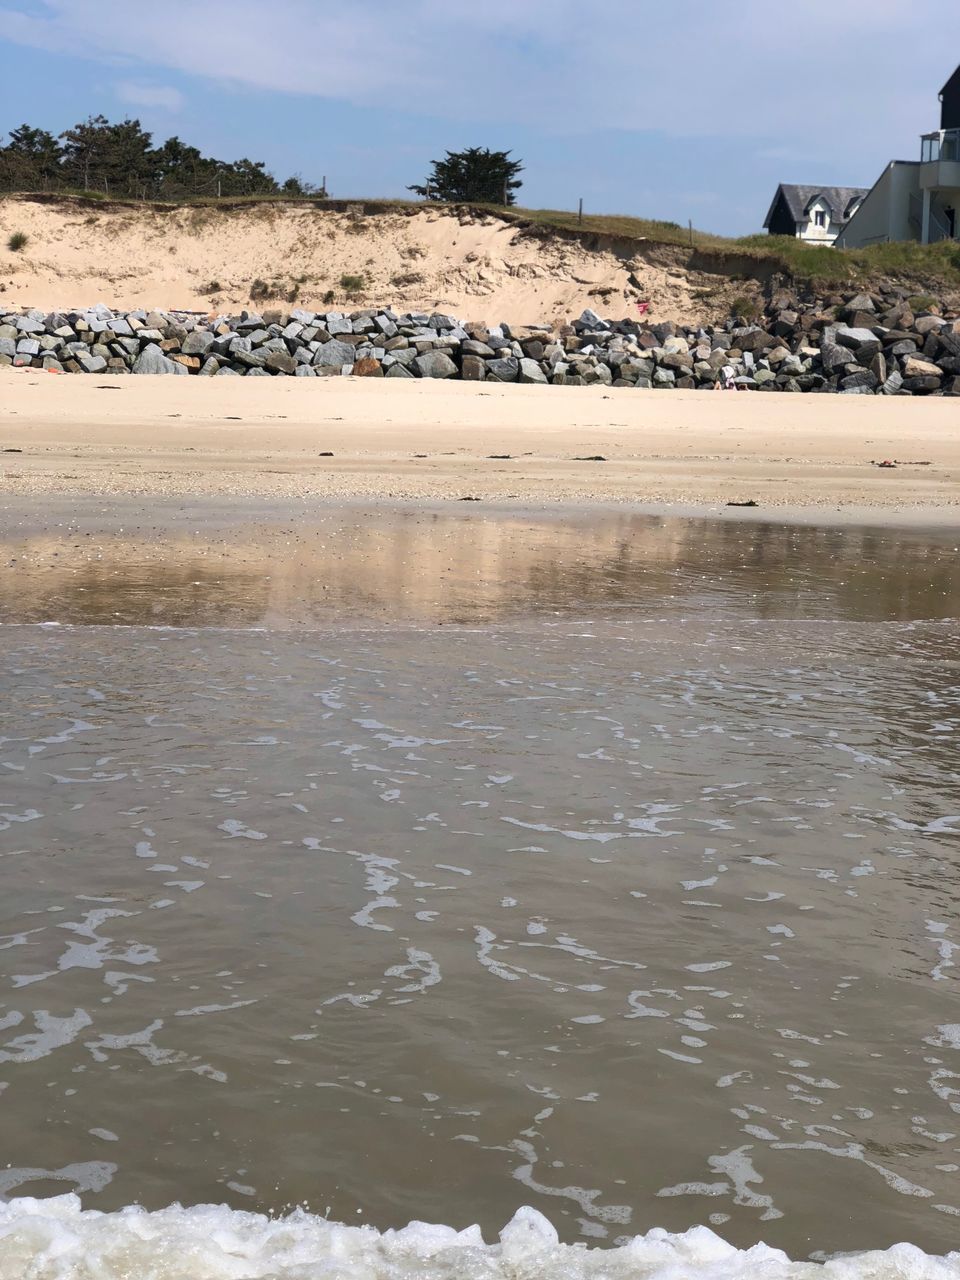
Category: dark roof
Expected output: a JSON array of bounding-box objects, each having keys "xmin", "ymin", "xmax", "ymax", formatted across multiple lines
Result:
[
  {"xmin": 941, "ymin": 64, "xmax": 960, "ymax": 96},
  {"xmin": 763, "ymin": 184, "xmax": 869, "ymax": 229}
]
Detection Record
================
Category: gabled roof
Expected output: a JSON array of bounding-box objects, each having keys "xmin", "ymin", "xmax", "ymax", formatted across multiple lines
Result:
[
  {"xmin": 941, "ymin": 63, "xmax": 960, "ymax": 96},
  {"xmin": 763, "ymin": 184, "xmax": 869, "ymax": 229}
]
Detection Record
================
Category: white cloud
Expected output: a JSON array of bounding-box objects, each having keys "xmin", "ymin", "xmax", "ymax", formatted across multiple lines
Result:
[
  {"xmin": 115, "ymin": 81, "xmax": 183, "ymax": 111},
  {"xmin": 1, "ymin": 0, "xmax": 958, "ymax": 169}
]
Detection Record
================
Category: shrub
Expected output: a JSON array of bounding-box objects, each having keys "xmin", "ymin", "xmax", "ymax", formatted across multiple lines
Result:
[
  {"xmin": 908, "ymin": 294, "xmax": 938, "ymax": 313},
  {"xmin": 202, "ymin": 280, "xmax": 222, "ymax": 294},
  {"xmin": 340, "ymin": 273, "xmax": 365, "ymax": 295},
  {"xmin": 731, "ymin": 294, "xmax": 761, "ymax": 322},
  {"xmin": 323, "ymin": 289, "xmax": 336, "ymax": 304},
  {"xmin": 7, "ymin": 231, "xmax": 28, "ymax": 252},
  {"xmin": 391, "ymin": 270, "xmax": 425, "ymax": 288},
  {"xmin": 249, "ymin": 278, "xmax": 270, "ymax": 301}
]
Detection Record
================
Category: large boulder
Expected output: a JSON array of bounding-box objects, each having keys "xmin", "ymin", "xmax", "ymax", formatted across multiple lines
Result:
[
  {"xmin": 518, "ymin": 358, "xmax": 548, "ymax": 384},
  {"xmin": 182, "ymin": 329, "xmax": 214, "ymax": 356},
  {"xmin": 265, "ymin": 350, "xmax": 297, "ymax": 374},
  {"xmin": 415, "ymin": 350, "xmax": 458, "ymax": 378},
  {"xmin": 314, "ymin": 339, "xmax": 356, "ymax": 368},
  {"xmin": 132, "ymin": 343, "xmax": 186, "ymax": 375},
  {"xmin": 820, "ymin": 342, "xmax": 851, "ymax": 374},
  {"xmin": 902, "ymin": 355, "xmax": 942, "ymax": 379},
  {"xmin": 487, "ymin": 357, "xmax": 519, "ymax": 382},
  {"xmin": 836, "ymin": 326, "xmax": 878, "ymax": 349}
]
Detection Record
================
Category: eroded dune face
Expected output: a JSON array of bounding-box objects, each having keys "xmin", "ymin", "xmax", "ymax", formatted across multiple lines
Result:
[{"xmin": 0, "ymin": 198, "xmax": 730, "ymax": 325}]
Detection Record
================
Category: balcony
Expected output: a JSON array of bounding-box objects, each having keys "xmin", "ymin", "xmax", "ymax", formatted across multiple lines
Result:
[{"xmin": 920, "ymin": 130, "xmax": 960, "ymax": 190}]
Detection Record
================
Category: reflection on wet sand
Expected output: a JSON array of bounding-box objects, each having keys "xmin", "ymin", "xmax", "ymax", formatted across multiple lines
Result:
[{"xmin": 1, "ymin": 506, "xmax": 958, "ymax": 627}]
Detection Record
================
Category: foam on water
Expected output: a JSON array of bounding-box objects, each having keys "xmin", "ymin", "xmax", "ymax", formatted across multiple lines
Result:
[{"xmin": 1, "ymin": 1198, "xmax": 958, "ymax": 1280}]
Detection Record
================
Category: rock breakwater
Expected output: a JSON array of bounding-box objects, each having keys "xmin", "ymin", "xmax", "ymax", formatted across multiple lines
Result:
[{"xmin": 3, "ymin": 286, "xmax": 959, "ymax": 393}]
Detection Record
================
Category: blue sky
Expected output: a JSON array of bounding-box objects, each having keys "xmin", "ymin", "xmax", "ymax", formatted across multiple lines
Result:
[{"xmin": 2, "ymin": 0, "xmax": 959, "ymax": 236}]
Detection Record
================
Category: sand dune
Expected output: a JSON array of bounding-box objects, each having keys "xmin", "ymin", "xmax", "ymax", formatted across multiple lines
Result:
[{"xmin": 0, "ymin": 197, "xmax": 736, "ymax": 325}]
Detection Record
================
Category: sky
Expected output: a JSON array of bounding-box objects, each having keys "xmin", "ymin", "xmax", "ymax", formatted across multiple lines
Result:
[{"xmin": 1, "ymin": 1, "xmax": 959, "ymax": 236}]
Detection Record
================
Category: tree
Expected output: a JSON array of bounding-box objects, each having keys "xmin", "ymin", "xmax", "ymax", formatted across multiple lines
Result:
[
  {"xmin": 59, "ymin": 115, "xmax": 153, "ymax": 196},
  {"xmin": 3, "ymin": 124, "xmax": 62, "ymax": 188},
  {"xmin": 409, "ymin": 147, "xmax": 523, "ymax": 205}
]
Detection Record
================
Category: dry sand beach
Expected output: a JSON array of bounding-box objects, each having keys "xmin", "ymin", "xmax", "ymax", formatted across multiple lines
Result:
[{"xmin": 2, "ymin": 369, "xmax": 959, "ymax": 517}]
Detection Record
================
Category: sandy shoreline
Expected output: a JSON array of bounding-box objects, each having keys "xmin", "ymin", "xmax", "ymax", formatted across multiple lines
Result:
[{"xmin": 2, "ymin": 369, "xmax": 959, "ymax": 524}]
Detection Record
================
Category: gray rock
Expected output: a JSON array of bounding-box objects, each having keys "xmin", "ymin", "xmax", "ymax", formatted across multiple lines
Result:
[
  {"xmin": 844, "ymin": 293, "xmax": 875, "ymax": 315},
  {"xmin": 15, "ymin": 315, "xmax": 45, "ymax": 334},
  {"xmin": 132, "ymin": 343, "xmax": 181, "ymax": 375},
  {"xmin": 415, "ymin": 350, "xmax": 458, "ymax": 379},
  {"xmin": 182, "ymin": 330, "xmax": 214, "ymax": 356},
  {"xmin": 16, "ymin": 338, "xmax": 40, "ymax": 356},
  {"xmin": 199, "ymin": 357, "xmax": 221, "ymax": 376},
  {"xmin": 518, "ymin": 358, "xmax": 548, "ymax": 384},
  {"xmin": 385, "ymin": 363, "xmax": 414, "ymax": 378},
  {"xmin": 577, "ymin": 308, "xmax": 609, "ymax": 331},
  {"xmin": 78, "ymin": 354, "xmax": 108, "ymax": 373},
  {"xmin": 836, "ymin": 326, "xmax": 878, "ymax": 349},
  {"xmin": 462, "ymin": 339, "xmax": 495, "ymax": 358},
  {"xmin": 820, "ymin": 342, "xmax": 851, "ymax": 374},
  {"xmin": 486, "ymin": 357, "xmax": 519, "ymax": 382},
  {"xmin": 325, "ymin": 313, "xmax": 353, "ymax": 336},
  {"xmin": 840, "ymin": 370, "xmax": 879, "ymax": 392},
  {"xmin": 314, "ymin": 339, "xmax": 356, "ymax": 368},
  {"xmin": 294, "ymin": 364, "xmax": 316, "ymax": 376}
]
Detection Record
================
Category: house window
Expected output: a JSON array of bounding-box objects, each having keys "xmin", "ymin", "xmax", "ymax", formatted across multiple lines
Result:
[{"xmin": 814, "ymin": 210, "xmax": 826, "ymax": 228}]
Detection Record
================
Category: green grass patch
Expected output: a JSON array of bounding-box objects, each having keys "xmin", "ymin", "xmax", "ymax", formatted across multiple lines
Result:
[{"xmin": 7, "ymin": 230, "xmax": 28, "ymax": 252}]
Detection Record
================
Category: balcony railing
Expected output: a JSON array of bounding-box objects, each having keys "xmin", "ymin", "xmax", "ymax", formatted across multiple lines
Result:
[{"xmin": 921, "ymin": 129, "xmax": 960, "ymax": 162}]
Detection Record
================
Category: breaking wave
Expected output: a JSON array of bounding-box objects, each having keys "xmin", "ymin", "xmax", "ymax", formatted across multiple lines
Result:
[{"xmin": 1, "ymin": 1198, "xmax": 959, "ymax": 1280}]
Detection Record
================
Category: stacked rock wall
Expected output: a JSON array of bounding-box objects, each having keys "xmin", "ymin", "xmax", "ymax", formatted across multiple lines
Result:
[{"xmin": 2, "ymin": 287, "xmax": 959, "ymax": 394}]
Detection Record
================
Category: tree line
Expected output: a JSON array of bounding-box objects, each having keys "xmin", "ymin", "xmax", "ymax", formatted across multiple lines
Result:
[
  {"xmin": 0, "ymin": 116, "xmax": 525, "ymax": 208},
  {"xmin": 0, "ymin": 116, "xmax": 324, "ymax": 200}
]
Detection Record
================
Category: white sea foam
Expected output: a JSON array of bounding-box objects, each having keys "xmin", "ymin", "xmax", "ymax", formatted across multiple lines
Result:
[{"xmin": 0, "ymin": 1199, "xmax": 958, "ymax": 1280}]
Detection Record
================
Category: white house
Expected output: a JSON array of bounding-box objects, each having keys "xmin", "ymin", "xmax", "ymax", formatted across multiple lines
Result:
[
  {"xmin": 837, "ymin": 64, "xmax": 960, "ymax": 248},
  {"xmin": 763, "ymin": 185, "xmax": 867, "ymax": 245}
]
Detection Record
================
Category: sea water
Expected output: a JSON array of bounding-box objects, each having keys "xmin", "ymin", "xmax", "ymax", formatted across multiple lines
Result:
[{"xmin": 1, "ymin": 512, "xmax": 959, "ymax": 1276}]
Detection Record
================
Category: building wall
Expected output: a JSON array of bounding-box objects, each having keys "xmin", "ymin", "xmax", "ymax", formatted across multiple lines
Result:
[
  {"xmin": 835, "ymin": 163, "xmax": 921, "ymax": 248},
  {"xmin": 797, "ymin": 199, "xmax": 849, "ymax": 244},
  {"xmin": 767, "ymin": 192, "xmax": 797, "ymax": 236},
  {"xmin": 942, "ymin": 67, "xmax": 960, "ymax": 130}
]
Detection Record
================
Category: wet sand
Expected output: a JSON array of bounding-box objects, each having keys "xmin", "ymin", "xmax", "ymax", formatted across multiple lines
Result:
[
  {"xmin": 1, "ymin": 497, "xmax": 959, "ymax": 629},
  {"xmin": 2, "ymin": 371, "xmax": 959, "ymax": 520}
]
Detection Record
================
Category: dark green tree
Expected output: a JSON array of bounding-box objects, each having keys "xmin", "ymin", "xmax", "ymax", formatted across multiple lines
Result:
[
  {"xmin": 409, "ymin": 147, "xmax": 523, "ymax": 205},
  {"xmin": 0, "ymin": 116, "xmax": 324, "ymax": 199},
  {"xmin": 1, "ymin": 124, "xmax": 62, "ymax": 188},
  {"xmin": 59, "ymin": 115, "xmax": 154, "ymax": 196}
]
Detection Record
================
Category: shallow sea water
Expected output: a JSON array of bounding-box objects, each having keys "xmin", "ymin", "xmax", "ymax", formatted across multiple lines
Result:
[{"xmin": 1, "ymin": 509, "xmax": 959, "ymax": 1278}]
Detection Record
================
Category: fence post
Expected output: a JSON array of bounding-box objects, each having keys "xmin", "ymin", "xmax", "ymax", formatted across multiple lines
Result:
[{"xmin": 578, "ymin": 198, "xmax": 583, "ymax": 225}]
